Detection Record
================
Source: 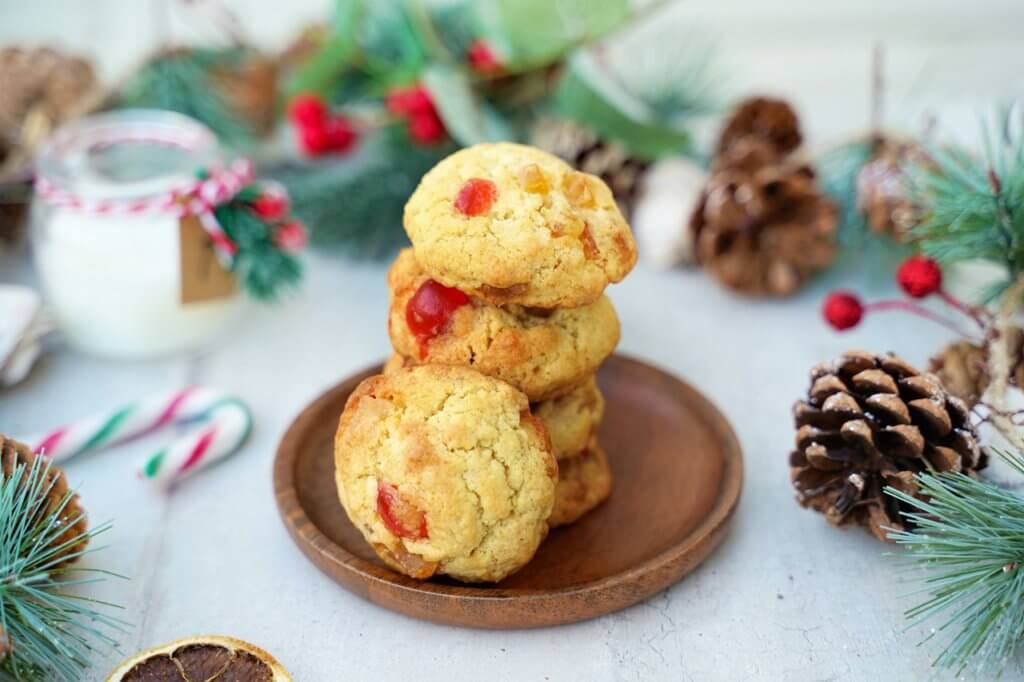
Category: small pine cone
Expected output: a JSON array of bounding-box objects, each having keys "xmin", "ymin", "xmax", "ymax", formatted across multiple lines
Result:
[
  {"xmin": 210, "ymin": 53, "xmax": 279, "ymax": 136},
  {"xmin": 790, "ymin": 350, "xmax": 985, "ymax": 542},
  {"xmin": 716, "ymin": 96, "xmax": 802, "ymax": 157},
  {"xmin": 0, "ymin": 434, "xmax": 88, "ymax": 568},
  {"xmin": 530, "ymin": 117, "xmax": 649, "ymax": 214},
  {"xmin": 856, "ymin": 136, "xmax": 929, "ymax": 240},
  {"xmin": 689, "ymin": 141, "xmax": 838, "ymax": 296},
  {"xmin": 929, "ymin": 340, "xmax": 990, "ymax": 407}
]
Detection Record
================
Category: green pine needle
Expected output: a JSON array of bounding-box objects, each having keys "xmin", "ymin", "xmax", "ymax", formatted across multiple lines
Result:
[
  {"xmin": 885, "ymin": 450, "xmax": 1024, "ymax": 676},
  {"xmin": 213, "ymin": 202, "xmax": 303, "ymax": 301},
  {"xmin": 0, "ymin": 456, "xmax": 127, "ymax": 682},
  {"xmin": 911, "ymin": 104, "xmax": 1024, "ymax": 277}
]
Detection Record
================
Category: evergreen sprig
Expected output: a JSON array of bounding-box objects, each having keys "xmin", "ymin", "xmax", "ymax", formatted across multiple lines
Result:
[
  {"xmin": 0, "ymin": 456, "xmax": 126, "ymax": 682},
  {"xmin": 885, "ymin": 450, "xmax": 1024, "ymax": 676},
  {"xmin": 213, "ymin": 198, "xmax": 303, "ymax": 301},
  {"xmin": 912, "ymin": 105, "xmax": 1024, "ymax": 278}
]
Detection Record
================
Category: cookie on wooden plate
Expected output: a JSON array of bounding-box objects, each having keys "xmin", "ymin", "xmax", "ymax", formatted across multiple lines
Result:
[
  {"xmin": 403, "ymin": 142, "xmax": 637, "ymax": 309},
  {"xmin": 387, "ymin": 248, "xmax": 619, "ymax": 401},
  {"xmin": 334, "ymin": 364, "xmax": 558, "ymax": 583},
  {"xmin": 532, "ymin": 376, "xmax": 604, "ymax": 460},
  {"xmin": 549, "ymin": 438, "xmax": 613, "ymax": 528}
]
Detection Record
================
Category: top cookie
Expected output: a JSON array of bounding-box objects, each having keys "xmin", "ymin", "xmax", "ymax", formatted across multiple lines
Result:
[
  {"xmin": 334, "ymin": 364, "xmax": 557, "ymax": 583},
  {"xmin": 403, "ymin": 142, "xmax": 638, "ymax": 308}
]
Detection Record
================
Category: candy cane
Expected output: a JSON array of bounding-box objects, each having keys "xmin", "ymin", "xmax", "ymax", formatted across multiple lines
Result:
[
  {"xmin": 140, "ymin": 397, "xmax": 252, "ymax": 489},
  {"xmin": 25, "ymin": 388, "xmax": 252, "ymax": 490}
]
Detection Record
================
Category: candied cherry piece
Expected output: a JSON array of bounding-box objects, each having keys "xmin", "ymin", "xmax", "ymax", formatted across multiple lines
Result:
[
  {"xmin": 377, "ymin": 482, "xmax": 428, "ymax": 540},
  {"xmin": 520, "ymin": 164, "xmax": 549, "ymax": 194},
  {"xmin": 406, "ymin": 279, "xmax": 470, "ymax": 358},
  {"xmin": 454, "ymin": 178, "xmax": 498, "ymax": 216},
  {"xmin": 563, "ymin": 172, "xmax": 596, "ymax": 208}
]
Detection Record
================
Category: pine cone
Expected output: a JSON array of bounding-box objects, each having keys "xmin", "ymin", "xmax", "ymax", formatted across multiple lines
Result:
[
  {"xmin": 856, "ymin": 136, "xmax": 928, "ymax": 240},
  {"xmin": 0, "ymin": 434, "xmax": 88, "ymax": 568},
  {"xmin": 716, "ymin": 96, "xmax": 802, "ymax": 157},
  {"xmin": 210, "ymin": 53, "xmax": 279, "ymax": 136},
  {"xmin": 689, "ymin": 139, "xmax": 838, "ymax": 296},
  {"xmin": 790, "ymin": 350, "xmax": 985, "ymax": 541},
  {"xmin": 930, "ymin": 328, "xmax": 1024, "ymax": 407},
  {"xmin": 530, "ymin": 117, "xmax": 649, "ymax": 214}
]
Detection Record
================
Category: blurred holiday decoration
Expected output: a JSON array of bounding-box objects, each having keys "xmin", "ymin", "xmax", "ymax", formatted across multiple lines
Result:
[
  {"xmin": 26, "ymin": 386, "xmax": 253, "ymax": 490},
  {"xmin": 631, "ymin": 156, "xmax": 706, "ymax": 268},
  {"xmin": 0, "ymin": 47, "xmax": 103, "ymax": 243},
  {"xmin": 789, "ymin": 349, "xmax": 984, "ymax": 541},
  {"xmin": 0, "ymin": 434, "xmax": 124, "ymax": 681},
  {"xmin": 0, "ymin": 285, "xmax": 52, "ymax": 388},
  {"xmin": 886, "ymin": 448, "xmax": 1024, "ymax": 676},
  {"xmin": 105, "ymin": 635, "xmax": 291, "ymax": 681},
  {"xmin": 33, "ymin": 109, "xmax": 303, "ymax": 358},
  {"xmin": 689, "ymin": 97, "xmax": 838, "ymax": 296},
  {"xmin": 272, "ymin": 0, "xmax": 718, "ymax": 258}
]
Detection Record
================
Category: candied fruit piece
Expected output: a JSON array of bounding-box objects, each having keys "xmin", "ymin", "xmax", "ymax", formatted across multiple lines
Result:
[
  {"xmin": 377, "ymin": 482, "xmax": 428, "ymax": 540},
  {"xmin": 406, "ymin": 279, "xmax": 470, "ymax": 359},
  {"xmin": 454, "ymin": 178, "xmax": 498, "ymax": 216},
  {"xmin": 563, "ymin": 172, "xmax": 596, "ymax": 208},
  {"xmin": 520, "ymin": 164, "xmax": 549, "ymax": 194}
]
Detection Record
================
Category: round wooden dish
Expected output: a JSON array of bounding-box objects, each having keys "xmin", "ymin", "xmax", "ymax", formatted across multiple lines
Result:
[{"xmin": 274, "ymin": 354, "xmax": 743, "ymax": 629}]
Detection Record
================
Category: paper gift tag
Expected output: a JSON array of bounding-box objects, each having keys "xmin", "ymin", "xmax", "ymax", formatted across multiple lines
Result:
[{"xmin": 179, "ymin": 215, "xmax": 236, "ymax": 304}]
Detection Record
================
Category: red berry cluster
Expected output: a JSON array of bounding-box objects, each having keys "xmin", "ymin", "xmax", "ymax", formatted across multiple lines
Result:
[
  {"xmin": 822, "ymin": 254, "xmax": 984, "ymax": 336},
  {"xmin": 249, "ymin": 190, "xmax": 307, "ymax": 253},
  {"xmin": 288, "ymin": 93, "xmax": 358, "ymax": 156},
  {"xmin": 386, "ymin": 84, "xmax": 446, "ymax": 145}
]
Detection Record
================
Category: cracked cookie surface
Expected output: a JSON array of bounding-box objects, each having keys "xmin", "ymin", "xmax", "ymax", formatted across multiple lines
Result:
[
  {"xmin": 334, "ymin": 364, "xmax": 557, "ymax": 583},
  {"xmin": 387, "ymin": 248, "xmax": 619, "ymax": 401},
  {"xmin": 550, "ymin": 438, "xmax": 613, "ymax": 527},
  {"xmin": 403, "ymin": 142, "xmax": 637, "ymax": 308}
]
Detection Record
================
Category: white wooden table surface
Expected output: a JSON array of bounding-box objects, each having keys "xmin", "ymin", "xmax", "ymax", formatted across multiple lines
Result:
[{"xmin": 3, "ymin": 1, "xmax": 1024, "ymax": 680}]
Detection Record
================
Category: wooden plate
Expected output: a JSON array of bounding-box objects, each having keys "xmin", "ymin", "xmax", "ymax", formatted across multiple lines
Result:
[{"xmin": 274, "ymin": 354, "xmax": 743, "ymax": 629}]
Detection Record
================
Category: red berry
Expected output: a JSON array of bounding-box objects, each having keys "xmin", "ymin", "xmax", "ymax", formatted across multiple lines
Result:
[
  {"xmin": 897, "ymin": 255, "xmax": 943, "ymax": 298},
  {"xmin": 298, "ymin": 123, "xmax": 330, "ymax": 155},
  {"xmin": 274, "ymin": 221, "xmax": 308, "ymax": 253},
  {"xmin": 454, "ymin": 178, "xmax": 498, "ymax": 216},
  {"xmin": 408, "ymin": 111, "xmax": 446, "ymax": 144},
  {"xmin": 406, "ymin": 279, "xmax": 470, "ymax": 358},
  {"xmin": 377, "ymin": 482, "xmax": 428, "ymax": 540},
  {"xmin": 386, "ymin": 85, "xmax": 434, "ymax": 116},
  {"xmin": 467, "ymin": 39, "xmax": 502, "ymax": 73},
  {"xmin": 324, "ymin": 116, "xmax": 357, "ymax": 153},
  {"xmin": 288, "ymin": 93, "xmax": 328, "ymax": 127},
  {"xmin": 822, "ymin": 291, "xmax": 864, "ymax": 331},
  {"xmin": 252, "ymin": 194, "xmax": 288, "ymax": 221}
]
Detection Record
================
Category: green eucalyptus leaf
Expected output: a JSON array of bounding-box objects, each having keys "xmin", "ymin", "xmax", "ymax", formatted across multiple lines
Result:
[
  {"xmin": 421, "ymin": 64, "xmax": 512, "ymax": 145},
  {"xmin": 471, "ymin": 0, "xmax": 633, "ymax": 70},
  {"xmin": 553, "ymin": 51, "xmax": 691, "ymax": 160}
]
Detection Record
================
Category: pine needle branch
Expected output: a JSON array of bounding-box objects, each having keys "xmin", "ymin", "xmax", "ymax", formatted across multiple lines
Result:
[
  {"xmin": 0, "ymin": 456, "xmax": 126, "ymax": 682},
  {"xmin": 885, "ymin": 449, "xmax": 1024, "ymax": 676}
]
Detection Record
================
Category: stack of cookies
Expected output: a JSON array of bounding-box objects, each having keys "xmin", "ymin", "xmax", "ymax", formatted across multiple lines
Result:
[{"xmin": 334, "ymin": 142, "xmax": 637, "ymax": 583}]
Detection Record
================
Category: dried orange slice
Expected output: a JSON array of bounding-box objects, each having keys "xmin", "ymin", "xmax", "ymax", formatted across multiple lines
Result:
[{"xmin": 105, "ymin": 635, "xmax": 291, "ymax": 681}]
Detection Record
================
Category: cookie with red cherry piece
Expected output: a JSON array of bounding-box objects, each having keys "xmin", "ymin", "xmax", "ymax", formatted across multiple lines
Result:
[
  {"xmin": 385, "ymin": 353, "xmax": 604, "ymax": 460},
  {"xmin": 334, "ymin": 364, "xmax": 557, "ymax": 583},
  {"xmin": 387, "ymin": 248, "xmax": 619, "ymax": 401},
  {"xmin": 549, "ymin": 439, "xmax": 613, "ymax": 528},
  {"xmin": 403, "ymin": 142, "xmax": 637, "ymax": 309}
]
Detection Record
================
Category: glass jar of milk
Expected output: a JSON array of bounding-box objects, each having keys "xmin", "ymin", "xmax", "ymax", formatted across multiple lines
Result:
[{"xmin": 32, "ymin": 110, "xmax": 241, "ymax": 358}]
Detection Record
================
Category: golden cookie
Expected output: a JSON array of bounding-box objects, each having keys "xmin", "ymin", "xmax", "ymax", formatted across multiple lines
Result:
[
  {"xmin": 532, "ymin": 377, "xmax": 604, "ymax": 460},
  {"xmin": 334, "ymin": 365, "xmax": 558, "ymax": 583},
  {"xmin": 549, "ymin": 439, "xmax": 613, "ymax": 528},
  {"xmin": 387, "ymin": 248, "xmax": 620, "ymax": 401},
  {"xmin": 403, "ymin": 142, "xmax": 638, "ymax": 308}
]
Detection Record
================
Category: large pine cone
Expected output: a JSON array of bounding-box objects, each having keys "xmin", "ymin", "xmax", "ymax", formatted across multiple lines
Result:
[
  {"xmin": 716, "ymin": 96, "xmax": 802, "ymax": 157},
  {"xmin": 689, "ymin": 139, "xmax": 838, "ymax": 296},
  {"xmin": 530, "ymin": 117, "xmax": 649, "ymax": 214},
  {"xmin": 790, "ymin": 350, "xmax": 985, "ymax": 541},
  {"xmin": 0, "ymin": 434, "xmax": 88, "ymax": 568}
]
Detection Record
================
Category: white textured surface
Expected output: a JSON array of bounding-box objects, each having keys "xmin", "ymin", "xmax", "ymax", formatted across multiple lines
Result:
[{"xmin": 2, "ymin": 1, "xmax": 1024, "ymax": 680}]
